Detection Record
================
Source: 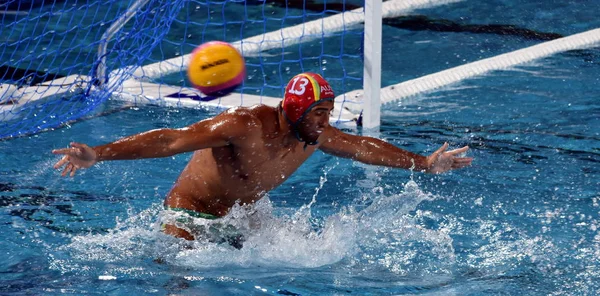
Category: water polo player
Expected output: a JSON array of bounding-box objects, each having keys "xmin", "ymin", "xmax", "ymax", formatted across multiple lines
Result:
[{"xmin": 52, "ymin": 72, "xmax": 473, "ymax": 247}]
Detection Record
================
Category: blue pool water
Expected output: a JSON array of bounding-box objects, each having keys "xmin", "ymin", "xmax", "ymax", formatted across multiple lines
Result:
[{"xmin": 2, "ymin": 0, "xmax": 600, "ymax": 295}]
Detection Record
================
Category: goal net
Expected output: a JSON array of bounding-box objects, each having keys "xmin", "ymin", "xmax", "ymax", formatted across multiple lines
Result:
[
  {"xmin": 3, "ymin": 0, "xmax": 509, "ymax": 140},
  {"xmin": 2, "ymin": 0, "xmax": 371, "ymax": 139},
  {"xmin": 1, "ymin": 0, "xmax": 186, "ymax": 138}
]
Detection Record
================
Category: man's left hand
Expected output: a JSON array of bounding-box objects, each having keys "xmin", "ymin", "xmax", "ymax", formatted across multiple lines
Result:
[{"xmin": 426, "ymin": 142, "xmax": 473, "ymax": 174}]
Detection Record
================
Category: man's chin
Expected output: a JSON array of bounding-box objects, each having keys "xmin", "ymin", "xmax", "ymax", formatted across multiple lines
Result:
[{"xmin": 298, "ymin": 133, "xmax": 320, "ymax": 145}]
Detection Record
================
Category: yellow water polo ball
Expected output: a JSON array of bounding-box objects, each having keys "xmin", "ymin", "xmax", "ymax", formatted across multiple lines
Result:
[{"xmin": 187, "ymin": 41, "xmax": 245, "ymax": 97}]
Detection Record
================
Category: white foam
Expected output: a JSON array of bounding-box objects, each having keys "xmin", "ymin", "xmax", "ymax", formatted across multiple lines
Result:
[{"xmin": 54, "ymin": 181, "xmax": 458, "ymax": 275}]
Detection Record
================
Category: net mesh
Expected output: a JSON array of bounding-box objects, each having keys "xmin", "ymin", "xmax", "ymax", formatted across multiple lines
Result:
[{"xmin": 0, "ymin": 0, "xmax": 364, "ymax": 139}]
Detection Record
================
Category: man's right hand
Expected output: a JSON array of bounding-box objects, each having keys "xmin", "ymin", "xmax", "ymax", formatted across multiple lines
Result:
[{"xmin": 52, "ymin": 142, "xmax": 98, "ymax": 177}]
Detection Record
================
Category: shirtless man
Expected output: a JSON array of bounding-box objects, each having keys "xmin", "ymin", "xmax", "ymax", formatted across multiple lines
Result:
[{"xmin": 52, "ymin": 72, "xmax": 473, "ymax": 241}]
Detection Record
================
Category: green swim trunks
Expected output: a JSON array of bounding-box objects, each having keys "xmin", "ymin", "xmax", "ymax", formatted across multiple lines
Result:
[
  {"xmin": 166, "ymin": 206, "xmax": 220, "ymax": 220},
  {"xmin": 163, "ymin": 206, "xmax": 244, "ymax": 249}
]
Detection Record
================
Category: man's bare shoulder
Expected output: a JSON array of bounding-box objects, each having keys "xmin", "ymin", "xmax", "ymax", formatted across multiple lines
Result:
[
  {"xmin": 222, "ymin": 104, "xmax": 277, "ymax": 125},
  {"xmin": 209, "ymin": 104, "xmax": 276, "ymax": 139},
  {"xmin": 216, "ymin": 105, "xmax": 261, "ymax": 126}
]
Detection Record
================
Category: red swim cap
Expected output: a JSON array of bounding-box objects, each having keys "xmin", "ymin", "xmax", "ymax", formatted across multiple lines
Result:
[{"xmin": 282, "ymin": 72, "xmax": 335, "ymax": 124}]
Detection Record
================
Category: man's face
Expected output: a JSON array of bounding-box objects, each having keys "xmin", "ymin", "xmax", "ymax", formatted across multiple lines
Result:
[{"xmin": 296, "ymin": 100, "xmax": 334, "ymax": 144}]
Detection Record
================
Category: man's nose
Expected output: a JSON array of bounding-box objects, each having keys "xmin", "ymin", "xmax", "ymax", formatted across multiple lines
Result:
[{"xmin": 318, "ymin": 118, "xmax": 329, "ymax": 128}]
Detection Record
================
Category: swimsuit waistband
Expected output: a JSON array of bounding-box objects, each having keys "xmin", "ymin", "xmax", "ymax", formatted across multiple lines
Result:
[{"xmin": 164, "ymin": 206, "xmax": 219, "ymax": 220}]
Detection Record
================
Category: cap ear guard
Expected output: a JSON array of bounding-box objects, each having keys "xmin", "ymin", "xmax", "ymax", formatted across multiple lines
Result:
[{"xmin": 280, "ymin": 94, "xmax": 300, "ymax": 125}]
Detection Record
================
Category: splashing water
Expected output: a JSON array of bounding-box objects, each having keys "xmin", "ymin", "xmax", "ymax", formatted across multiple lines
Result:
[{"xmin": 50, "ymin": 179, "xmax": 458, "ymax": 278}]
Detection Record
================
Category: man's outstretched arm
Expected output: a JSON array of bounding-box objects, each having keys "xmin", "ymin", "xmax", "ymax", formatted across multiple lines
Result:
[
  {"xmin": 52, "ymin": 110, "xmax": 260, "ymax": 176},
  {"xmin": 319, "ymin": 127, "xmax": 472, "ymax": 174}
]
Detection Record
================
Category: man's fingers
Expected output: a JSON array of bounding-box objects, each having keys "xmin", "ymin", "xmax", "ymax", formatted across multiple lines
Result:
[
  {"xmin": 452, "ymin": 160, "xmax": 472, "ymax": 168},
  {"xmin": 53, "ymin": 147, "xmax": 84, "ymax": 157},
  {"xmin": 53, "ymin": 144, "xmax": 89, "ymax": 177},
  {"xmin": 70, "ymin": 166, "xmax": 78, "ymax": 177},
  {"xmin": 52, "ymin": 147, "xmax": 73, "ymax": 155},
  {"xmin": 53, "ymin": 142, "xmax": 87, "ymax": 155},
  {"xmin": 433, "ymin": 142, "xmax": 449, "ymax": 156},
  {"xmin": 454, "ymin": 157, "xmax": 473, "ymax": 164},
  {"xmin": 451, "ymin": 162, "xmax": 471, "ymax": 169},
  {"xmin": 53, "ymin": 157, "xmax": 69, "ymax": 169},
  {"xmin": 452, "ymin": 162, "xmax": 469, "ymax": 169},
  {"xmin": 61, "ymin": 163, "xmax": 72, "ymax": 177},
  {"xmin": 451, "ymin": 157, "xmax": 473, "ymax": 169},
  {"xmin": 447, "ymin": 146, "xmax": 469, "ymax": 155}
]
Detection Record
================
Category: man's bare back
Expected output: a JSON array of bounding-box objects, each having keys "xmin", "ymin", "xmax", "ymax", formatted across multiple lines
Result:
[{"xmin": 52, "ymin": 72, "xmax": 473, "ymax": 242}]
